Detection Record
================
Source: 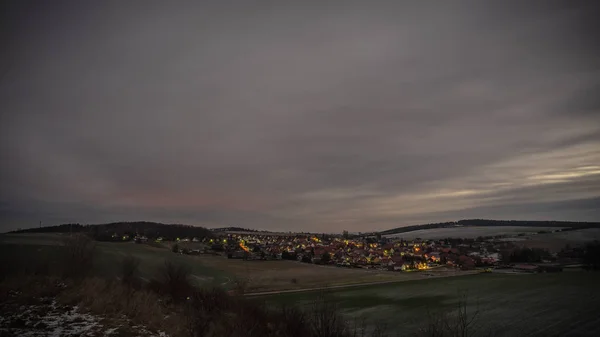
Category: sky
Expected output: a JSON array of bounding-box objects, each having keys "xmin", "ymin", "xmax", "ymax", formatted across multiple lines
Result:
[{"xmin": 1, "ymin": 1, "xmax": 599, "ymax": 233}]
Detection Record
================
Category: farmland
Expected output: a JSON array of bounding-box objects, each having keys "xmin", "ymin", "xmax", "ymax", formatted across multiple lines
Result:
[
  {"xmin": 520, "ymin": 228, "xmax": 600, "ymax": 251},
  {"xmin": 2, "ymin": 233, "xmax": 600, "ymax": 336},
  {"xmin": 265, "ymin": 272, "xmax": 600, "ymax": 336},
  {"xmin": 0, "ymin": 233, "xmax": 230, "ymax": 287},
  {"xmin": 383, "ymin": 226, "xmax": 565, "ymax": 240},
  {"xmin": 0, "ymin": 233, "xmax": 475, "ymax": 293},
  {"xmin": 184, "ymin": 253, "xmax": 476, "ymax": 292}
]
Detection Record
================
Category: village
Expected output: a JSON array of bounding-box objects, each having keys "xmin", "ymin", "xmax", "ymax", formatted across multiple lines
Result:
[{"xmin": 158, "ymin": 231, "xmax": 578, "ymax": 274}]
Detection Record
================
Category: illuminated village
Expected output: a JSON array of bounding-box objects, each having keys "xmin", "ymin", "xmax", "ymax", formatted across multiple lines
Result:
[{"xmin": 171, "ymin": 232, "xmax": 505, "ymax": 271}]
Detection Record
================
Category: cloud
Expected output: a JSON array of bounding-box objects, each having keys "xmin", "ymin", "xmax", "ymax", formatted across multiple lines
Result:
[{"xmin": 1, "ymin": 1, "xmax": 599, "ymax": 232}]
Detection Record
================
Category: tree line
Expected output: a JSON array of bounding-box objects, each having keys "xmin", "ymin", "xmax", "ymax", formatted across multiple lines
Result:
[{"xmin": 12, "ymin": 221, "xmax": 214, "ymax": 242}]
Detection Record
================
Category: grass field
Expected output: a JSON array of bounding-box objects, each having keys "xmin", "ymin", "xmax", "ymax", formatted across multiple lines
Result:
[
  {"xmin": 521, "ymin": 228, "xmax": 600, "ymax": 251},
  {"xmin": 0, "ymin": 233, "xmax": 231, "ymax": 288},
  {"xmin": 0, "ymin": 234, "xmax": 420, "ymax": 292},
  {"xmin": 264, "ymin": 272, "xmax": 600, "ymax": 336},
  {"xmin": 185, "ymin": 254, "xmax": 474, "ymax": 292},
  {"xmin": 0, "ymin": 233, "xmax": 477, "ymax": 293},
  {"xmin": 383, "ymin": 226, "xmax": 565, "ymax": 240}
]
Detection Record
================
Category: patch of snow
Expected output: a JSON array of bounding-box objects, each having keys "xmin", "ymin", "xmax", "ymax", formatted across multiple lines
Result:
[
  {"xmin": 104, "ymin": 327, "xmax": 119, "ymax": 336},
  {"xmin": 1, "ymin": 297, "xmax": 169, "ymax": 337}
]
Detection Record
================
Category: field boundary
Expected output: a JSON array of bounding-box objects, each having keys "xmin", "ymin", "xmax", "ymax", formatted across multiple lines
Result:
[{"xmin": 245, "ymin": 270, "xmax": 481, "ymax": 296}]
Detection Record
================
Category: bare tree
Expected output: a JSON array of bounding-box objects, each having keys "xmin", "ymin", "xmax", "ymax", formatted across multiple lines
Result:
[
  {"xmin": 61, "ymin": 233, "xmax": 96, "ymax": 279},
  {"xmin": 308, "ymin": 290, "xmax": 349, "ymax": 337},
  {"xmin": 419, "ymin": 291, "xmax": 482, "ymax": 337},
  {"xmin": 121, "ymin": 255, "xmax": 141, "ymax": 287}
]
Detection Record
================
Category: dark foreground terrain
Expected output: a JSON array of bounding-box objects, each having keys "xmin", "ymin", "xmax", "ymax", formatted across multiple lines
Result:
[{"xmin": 1, "ymin": 233, "xmax": 599, "ymax": 337}]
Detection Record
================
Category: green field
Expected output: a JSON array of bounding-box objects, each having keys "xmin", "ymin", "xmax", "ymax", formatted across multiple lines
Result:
[
  {"xmin": 0, "ymin": 233, "xmax": 231, "ymax": 288},
  {"xmin": 265, "ymin": 272, "xmax": 600, "ymax": 337}
]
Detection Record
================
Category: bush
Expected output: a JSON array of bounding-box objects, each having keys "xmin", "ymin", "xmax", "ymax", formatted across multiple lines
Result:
[
  {"xmin": 418, "ymin": 292, "xmax": 482, "ymax": 337},
  {"xmin": 151, "ymin": 261, "xmax": 193, "ymax": 301},
  {"xmin": 185, "ymin": 287, "xmax": 271, "ymax": 337},
  {"xmin": 583, "ymin": 240, "xmax": 600, "ymax": 270},
  {"xmin": 61, "ymin": 233, "xmax": 96, "ymax": 279},
  {"xmin": 56, "ymin": 277, "xmax": 185, "ymax": 335},
  {"xmin": 307, "ymin": 291, "xmax": 349, "ymax": 337},
  {"xmin": 121, "ymin": 255, "xmax": 141, "ymax": 288},
  {"xmin": 276, "ymin": 304, "xmax": 310, "ymax": 337}
]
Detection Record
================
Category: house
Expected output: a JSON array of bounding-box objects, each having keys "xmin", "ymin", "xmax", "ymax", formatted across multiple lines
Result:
[{"xmin": 428, "ymin": 252, "xmax": 441, "ymax": 262}]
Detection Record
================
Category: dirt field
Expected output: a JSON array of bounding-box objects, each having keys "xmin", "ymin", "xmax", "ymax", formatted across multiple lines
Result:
[{"xmin": 188, "ymin": 254, "xmax": 475, "ymax": 292}]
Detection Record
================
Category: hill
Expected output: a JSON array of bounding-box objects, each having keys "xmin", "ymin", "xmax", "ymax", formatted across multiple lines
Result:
[
  {"xmin": 210, "ymin": 226, "xmax": 261, "ymax": 232},
  {"xmin": 9, "ymin": 221, "xmax": 213, "ymax": 241},
  {"xmin": 380, "ymin": 219, "xmax": 600, "ymax": 236}
]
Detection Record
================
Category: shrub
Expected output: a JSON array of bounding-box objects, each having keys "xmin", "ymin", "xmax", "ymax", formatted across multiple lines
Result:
[
  {"xmin": 57, "ymin": 277, "xmax": 185, "ymax": 335},
  {"xmin": 60, "ymin": 233, "xmax": 96, "ymax": 279},
  {"xmin": 152, "ymin": 261, "xmax": 193, "ymax": 301},
  {"xmin": 583, "ymin": 240, "xmax": 600, "ymax": 270},
  {"xmin": 418, "ymin": 292, "xmax": 481, "ymax": 337},
  {"xmin": 121, "ymin": 255, "xmax": 141, "ymax": 288},
  {"xmin": 308, "ymin": 291, "xmax": 349, "ymax": 337},
  {"xmin": 276, "ymin": 304, "xmax": 310, "ymax": 337}
]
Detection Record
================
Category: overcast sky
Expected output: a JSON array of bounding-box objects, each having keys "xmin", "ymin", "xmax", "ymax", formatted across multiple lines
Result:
[{"xmin": 1, "ymin": 1, "xmax": 599, "ymax": 232}]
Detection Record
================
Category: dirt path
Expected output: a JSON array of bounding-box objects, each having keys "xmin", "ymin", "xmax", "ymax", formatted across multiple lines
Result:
[{"xmin": 244, "ymin": 270, "xmax": 480, "ymax": 296}]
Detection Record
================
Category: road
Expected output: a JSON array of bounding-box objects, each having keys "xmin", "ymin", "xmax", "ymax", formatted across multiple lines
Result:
[{"xmin": 244, "ymin": 270, "xmax": 480, "ymax": 297}]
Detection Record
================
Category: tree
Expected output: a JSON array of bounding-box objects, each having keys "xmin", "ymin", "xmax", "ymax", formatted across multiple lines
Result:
[
  {"xmin": 172, "ymin": 243, "xmax": 179, "ymax": 253},
  {"xmin": 342, "ymin": 230, "xmax": 349, "ymax": 239},
  {"xmin": 583, "ymin": 240, "xmax": 600, "ymax": 270},
  {"xmin": 500, "ymin": 249, "xmax": 512, "ymax": 265}
]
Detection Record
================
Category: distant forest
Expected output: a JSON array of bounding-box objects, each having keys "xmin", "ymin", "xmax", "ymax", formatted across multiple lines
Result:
[
  {"xmin": 9, "ymin": 219, "xmax": 600, "ymax": 239},
  {"xmin": 210, "ymin": 226, "xmax": 261, "ymax": 232},
  {"xmin": 10, "ymin": 221, "xmax": 214, "ymax": 241},
  {"xmin": 379, "ymin": 219, "xmax": 600, "ymax": 236}
]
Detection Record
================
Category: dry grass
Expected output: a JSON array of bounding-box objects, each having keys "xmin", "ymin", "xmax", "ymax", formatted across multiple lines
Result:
[
  {"xmin": 56, "ymin": 277, "xmax": 186, "ymax": 335},
  {"xmin": 0, "ymin": 275, "xmax": 66, "ymax": 303},
  {"xmin": 1, "ymin": 271, "xmax": 396, "ymax": 337},
  {"xmin": 61, "ymin": 233, "xmax": 96, "ymax": 278}
]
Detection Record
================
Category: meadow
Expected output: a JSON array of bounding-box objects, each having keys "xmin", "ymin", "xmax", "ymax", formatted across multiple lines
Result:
[
  {"xmin": 264, "ymin": 272, "xmax": 600, "ymax": 337},
  {"xmin": 0, "ymin": 233, "xmax": 230, "ymax": 288},
  {"xmin": 0, "ymin": 233, "xmax": 473, "ymax": 293},
  {"xmin": 184, "ymin": 253, "xmax": 473, "ymax": 293}
]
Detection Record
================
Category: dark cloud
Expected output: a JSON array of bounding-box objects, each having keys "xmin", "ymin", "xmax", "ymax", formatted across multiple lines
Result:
[{"xmin": 1, "ymin": 1, "xmax": 599, "ymax": 232}]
